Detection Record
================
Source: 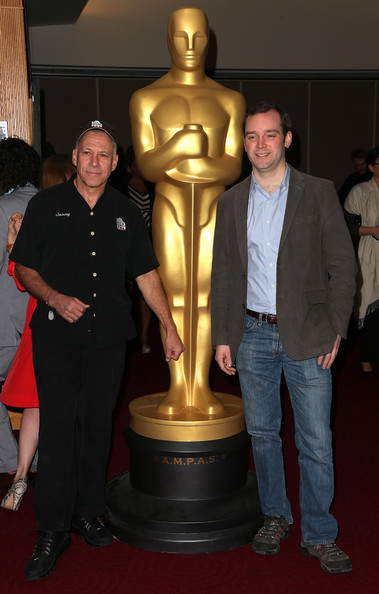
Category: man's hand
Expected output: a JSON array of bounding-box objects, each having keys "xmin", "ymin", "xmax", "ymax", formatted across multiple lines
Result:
[
  {"xmin": 48, "ymin": 292, "xmax": 89, "ymax": 323},
  {"xmin": 136, "ymin": 269, "xmax": 184, "ymax": 363},
  {"xmin": 14, "ymin": 263, "xmax": 89, "ymax": 323},
  {"xmin": 215, "ymin": 345, "xmax": 236, "ymax": 375},
  {"xmin": 317, "ymin": 335, "xmax": 341, "ymax": 369},
  {"xmin": 164, "ymin": 329, "xmax": 185, "ymax": 362}
]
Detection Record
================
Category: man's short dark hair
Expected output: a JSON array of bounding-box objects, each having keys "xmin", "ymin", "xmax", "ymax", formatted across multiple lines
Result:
[
  {"xmin": 351, "ymin": 148, "xmax": 366, "ymax": 161},
  {"xmin": 366, "ymin": 146, "xmax": 379, "ymax": 167},
  {"xmin": 243, "ymin": 101, "xmax": 292, "ymax": 138}
]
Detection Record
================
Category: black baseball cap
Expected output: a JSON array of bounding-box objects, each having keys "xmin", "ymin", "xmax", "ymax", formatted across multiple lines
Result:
[{"xmin": 76, "ymin": 120, "xmax": 117, "ymax": 146}]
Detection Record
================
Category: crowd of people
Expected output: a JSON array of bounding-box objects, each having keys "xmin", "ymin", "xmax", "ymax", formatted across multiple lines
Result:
[{"xmin": 0, "ymin": 98, "xmax": 377, "ymax": 584}]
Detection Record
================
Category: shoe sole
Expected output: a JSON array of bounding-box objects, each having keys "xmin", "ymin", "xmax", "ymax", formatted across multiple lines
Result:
[
  {"xmin": 300, "ymin": 545, "xmax": 353, "ymax": 574},
  {"xmin": 25, "ymin": 537, "xmax": 72, "ymax": 581}
]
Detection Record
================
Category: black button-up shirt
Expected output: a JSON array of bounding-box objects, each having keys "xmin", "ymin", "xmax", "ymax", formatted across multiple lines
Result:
[{"xmin": 12, "ymin": 180, "xmax": 159, "ymax": 347}]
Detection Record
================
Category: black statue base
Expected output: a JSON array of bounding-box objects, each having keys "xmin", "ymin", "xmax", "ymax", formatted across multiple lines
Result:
[{"xmin": 104, "ymin": 428, "xmax": 263, "ymax": 553}]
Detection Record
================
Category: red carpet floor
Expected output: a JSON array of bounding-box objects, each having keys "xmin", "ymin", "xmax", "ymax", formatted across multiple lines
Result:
[{"xmin": 1, "ymin": 321, "xmax": 378, "ymax": 593}]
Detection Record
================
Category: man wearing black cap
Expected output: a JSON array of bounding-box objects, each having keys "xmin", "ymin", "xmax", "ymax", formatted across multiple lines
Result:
[{"xmin": 11, "ymin": 121, "xmax": 184, "ymax": 581}]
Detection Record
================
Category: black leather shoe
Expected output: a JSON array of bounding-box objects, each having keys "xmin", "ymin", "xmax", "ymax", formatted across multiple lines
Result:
[
  {"xmin": 71, "ymin": 515, "xmax": 113, "ymax": 547},
  {"xmin": 25, "ymin": 531, "xmax": 72, "ymax": 581}
]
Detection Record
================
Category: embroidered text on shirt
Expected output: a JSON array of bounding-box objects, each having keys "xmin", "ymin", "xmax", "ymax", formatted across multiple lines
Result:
[{"xmin": 55, "ymin": 212, "xmax": 71, "ymax": 217}]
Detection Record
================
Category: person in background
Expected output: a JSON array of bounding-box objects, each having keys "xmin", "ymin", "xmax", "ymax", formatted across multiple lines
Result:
[
  {"xmin": 211, "ymin": 101, "xmax": 356, "ymax": 575},
  {"xmin": 344, "ymin": 146, "xmax": 379, "ymax": 375},
  {"xmin": 40, "ymin": 153, "xmax": 76, "ymax": 190},
  {"xmin": 1, "ymin": 154, "xmax": 76, "ymax": 511},
  {"xmin": 338, "ymin": 148, "xmax": 372, "ymax": 205},
  {"xmin": 123, "ymin": 145, "xmax": 155, "ymax": 353},
  {"xmin": 0, "ymin": 138, "xmax": 40, "ymax": 495}
]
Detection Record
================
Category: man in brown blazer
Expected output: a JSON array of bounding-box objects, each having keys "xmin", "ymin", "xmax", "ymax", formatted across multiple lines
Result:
[{"xmin": 211, "ymin": 101, "xmax": 356, "ymax": 574}]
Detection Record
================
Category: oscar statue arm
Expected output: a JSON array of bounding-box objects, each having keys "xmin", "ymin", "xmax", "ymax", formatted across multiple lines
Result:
[
  {"xmin": 130, "ymin": 88, "xmax": 246, "ymax": 185},
  {"xmin": 130, "ymin": 91, "xmax": 208, "ymax": 182},
  {"xmin": 174, "ymin": 93, "xmax": 247, "ymax": 185}
]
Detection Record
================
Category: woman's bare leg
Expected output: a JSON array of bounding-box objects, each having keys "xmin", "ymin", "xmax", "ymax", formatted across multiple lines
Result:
[
  {"xmin": 14, "ymin": 407, "xmax": 39, "ymax": 480},
  {"xmin": 2, "ymin": 407, "xmax": 39, "ymax": 510}
]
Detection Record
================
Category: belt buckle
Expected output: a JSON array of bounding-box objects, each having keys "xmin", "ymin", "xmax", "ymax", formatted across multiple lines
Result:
[{"xmin": 267, "ymin": 314, "xmax": 276, "ymax": 324}]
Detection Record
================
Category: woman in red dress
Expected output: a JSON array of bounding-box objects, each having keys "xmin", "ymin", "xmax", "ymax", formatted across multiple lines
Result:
[
  {"xmin": 1, "ymin": 155, "xmax": 76, "ymax": 510},
  {"xmin": 1, "ymin": 216, "xmax": 38, "ymax": 510}
]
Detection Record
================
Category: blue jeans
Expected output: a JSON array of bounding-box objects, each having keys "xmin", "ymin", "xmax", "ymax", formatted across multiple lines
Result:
[{"xmin": 236, "ymin": 315, "xmax": 338, "ymax": 544}]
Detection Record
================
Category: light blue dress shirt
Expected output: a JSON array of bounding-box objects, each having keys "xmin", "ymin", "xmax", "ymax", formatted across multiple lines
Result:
[{"xmin": 246, "ymin": 165, "xmax": 290, "ymax": 315}]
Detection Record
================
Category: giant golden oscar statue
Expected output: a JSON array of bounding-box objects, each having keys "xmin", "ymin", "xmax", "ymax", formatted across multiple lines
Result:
[
  {"xmin": 129, "ymin": 7, "xmax": 246, "ymax": 423},
  {"xmin": 105, "ymin": 9, "xmax": 262, "ymax": 552}
]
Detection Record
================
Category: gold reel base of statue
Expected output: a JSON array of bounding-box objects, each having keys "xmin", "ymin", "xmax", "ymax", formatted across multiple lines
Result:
[{"xmin": 129, "ymin": 392, "xmax": 245, "ymax": 442}]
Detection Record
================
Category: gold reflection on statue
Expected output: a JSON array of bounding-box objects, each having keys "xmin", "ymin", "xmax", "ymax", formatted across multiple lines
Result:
[{"xmin": 130, "ymin": 7, "xmax": 246, "ymax": 420}]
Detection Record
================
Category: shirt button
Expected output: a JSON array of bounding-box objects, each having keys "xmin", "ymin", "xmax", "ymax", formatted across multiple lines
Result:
[
  {"xmin": 93, "ymin": 293, "xmax": 97, "ymax": 297},
  {"xmin": 91, "ymin": 231, "xmax": 95, "ymax": 236},
  {"xmin": 93, "ymin": 272, "xmax": 97, "ymax": 277},
  {"xmin": 88, "ymin": 329, "xmax": 92, "ymax": 333},
  {"xmin": 90, "ymin": 211, "xmax": 94, "ymax": 216},
  {"xmin": 93, "ymin": 313, "xmax": 96, "ymax": 318},
  {"xmin": 92, "ymin": 251, "xmax": 96, "ymax": 256}
]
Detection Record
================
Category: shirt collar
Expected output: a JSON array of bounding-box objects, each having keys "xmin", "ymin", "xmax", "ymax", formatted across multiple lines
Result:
[{"xmin": 250, "ymin": 163, "xmax": 290, "ymax": 196}]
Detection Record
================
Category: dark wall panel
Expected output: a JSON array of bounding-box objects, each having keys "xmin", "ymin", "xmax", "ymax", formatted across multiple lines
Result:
[
  {"xmin": 98, "ymin": 78, "xmax": 152, "ymax": 153},
  {"xmin": 40, "ymin": 78, "xmax": 97, "ymax": 155},
  {"xmin": 309, "ymin": 81, "xmax": 375, "ymax": 189},
  {"xmin": 37, "ymin": 75, "xmax": 378, "ymax": 191}
]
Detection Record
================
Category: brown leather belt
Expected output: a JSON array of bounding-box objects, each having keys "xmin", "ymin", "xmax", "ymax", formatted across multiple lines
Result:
[{"xmin": 246, "ymin": 309, "xmax": 278, "ymax": 324}]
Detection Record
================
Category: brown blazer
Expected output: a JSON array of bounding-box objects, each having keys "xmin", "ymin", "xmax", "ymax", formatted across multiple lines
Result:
[{"xmin": 211, "ymin": 165, "xmax": 357, "ymax": 361}]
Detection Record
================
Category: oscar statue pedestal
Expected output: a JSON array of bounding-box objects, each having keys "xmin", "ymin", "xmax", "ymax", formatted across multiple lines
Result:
[{"xmin": 104, "ymin": 393, "xmax": 263, "ymax": 553}]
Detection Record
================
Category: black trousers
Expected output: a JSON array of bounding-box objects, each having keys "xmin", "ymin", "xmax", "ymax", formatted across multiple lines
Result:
[
  {"xmin": 360, "ymin": 309, "xmax": 379, "ymax": 370},
  {"xmin": 32, "ymin": 333, "xmax": 126, "ymax": 531}
]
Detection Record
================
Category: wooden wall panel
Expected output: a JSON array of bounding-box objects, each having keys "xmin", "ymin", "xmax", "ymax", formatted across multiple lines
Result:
[{"xmin": 0, "ymin": 0, "xmax": 32, "ymax": 143}]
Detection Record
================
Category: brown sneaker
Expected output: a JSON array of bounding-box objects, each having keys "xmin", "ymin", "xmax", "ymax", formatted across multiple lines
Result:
[
  {"xmin": 252, "ymin": 515, "xmax": 289, "ymax": 555},
  {"xmin": 300, "ymin": 539, "xmax": 352, "ymax": 574}
]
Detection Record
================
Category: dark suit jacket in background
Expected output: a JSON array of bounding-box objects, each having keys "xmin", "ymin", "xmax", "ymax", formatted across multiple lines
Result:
[{"xmin": 211, "ymin": 165, "xmax": 357, "ymax": 362}]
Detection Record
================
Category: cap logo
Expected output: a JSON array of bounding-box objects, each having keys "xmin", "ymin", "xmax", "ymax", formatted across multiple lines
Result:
[{"xmin": 76, "ymin": 120, "xmax": 116, "ymax": 147}]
